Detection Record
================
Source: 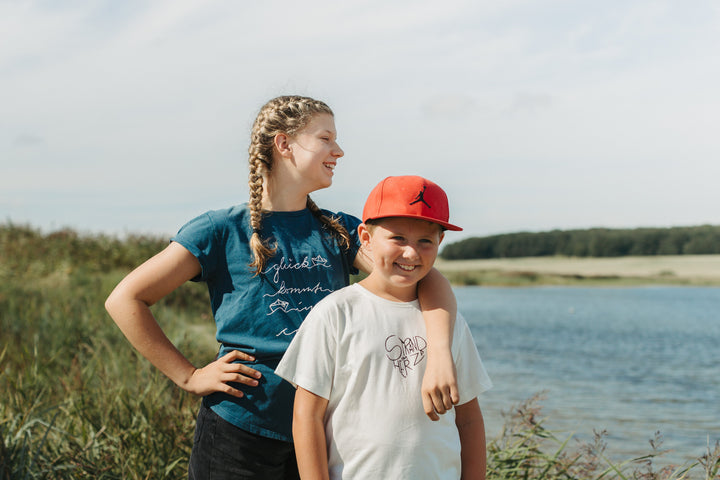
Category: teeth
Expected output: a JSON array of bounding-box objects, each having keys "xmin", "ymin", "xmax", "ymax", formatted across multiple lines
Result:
[
  {"xmin": 324, "ymin": 163, "xmax": 335, "ymax": 170},
  {"xmin": 397, "ymin": 263, "xmax": 415, "ymax": 271}
]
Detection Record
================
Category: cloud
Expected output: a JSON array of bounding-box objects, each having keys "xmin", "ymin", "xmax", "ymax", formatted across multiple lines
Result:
[
  {"xmin": 422, "ymin": 94, "xmax": 477, "ymax": 117},
  {"xmin": 0, "ymin": 2, "xmax": 89, "ymax": 72},
  {"xmin": 1, "ymin": 1, "xmax": 719, "ymax": 237},
  {"xmin": 509, "ymin": 93, "xmax": 553, "ymax": 113},
  {"xmin": 12, "ymin": 134, "xmax": 45, "ymax": 148}
]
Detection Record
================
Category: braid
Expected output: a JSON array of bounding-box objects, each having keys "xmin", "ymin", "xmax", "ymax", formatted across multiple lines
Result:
[
  {"xmin": 306, "ymin": 196, "xmax": 351, "ymax": 251},
  {"xmin": 248, "ymin": 153, "xmax": 276, "ymax": 276},
  {"xmin": 247, "ymin": 95, "xmax": 334, "ymax": 275}
]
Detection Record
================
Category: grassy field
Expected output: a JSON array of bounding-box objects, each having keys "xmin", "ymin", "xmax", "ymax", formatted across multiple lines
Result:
[
  {"xmin": 435, "ymin": 255, "xmax": 720, "ymax": 286},
  {"xmin": 1, "ymin": 225, "xmax": 719, "ymax": 478}
]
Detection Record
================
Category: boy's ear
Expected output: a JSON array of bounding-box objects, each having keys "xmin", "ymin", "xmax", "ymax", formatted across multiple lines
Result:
[
  {"xmin": 274, "ymin": 133, "xmax": 292, "ymax": 158},
  {"xmin": 439, "ymin": 231, "xmax": 445, "ymax": 244},
  {"xmin": 358, "ymin": 223, "xmax": 372, "ymax": 249}
]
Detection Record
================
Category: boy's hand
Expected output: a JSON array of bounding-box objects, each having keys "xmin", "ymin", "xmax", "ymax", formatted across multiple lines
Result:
[
  {"xmin": 185, "ymin": 350, "xmax": 262, "ymax": 398},
  {"xmin": 421, "ymin": 350, "xmax": 459, "ymax": 420}
]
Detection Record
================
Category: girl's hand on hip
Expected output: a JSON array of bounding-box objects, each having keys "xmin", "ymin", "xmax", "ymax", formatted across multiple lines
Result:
[{"xmin": 186, "ymin": 350, "xmax": 262, "ymax": 398}]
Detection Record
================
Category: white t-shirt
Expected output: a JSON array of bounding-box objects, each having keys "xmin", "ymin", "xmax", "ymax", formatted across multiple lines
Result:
[{"xmin": 275, "ymin": 283, "xmax": 493, "ymax": 479}]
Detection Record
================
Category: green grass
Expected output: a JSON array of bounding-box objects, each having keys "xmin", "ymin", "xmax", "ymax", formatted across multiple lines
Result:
[
  {"xmin": 437, "ymin": 268, "xmax": 710, "ymax": 287},
  {"xmin": 434, "ymin": 256, "xmax": 720, "ymax": 287},
  {"xmin": 1, "ymin": 224, "xmax": 719, "ymax": 478}
]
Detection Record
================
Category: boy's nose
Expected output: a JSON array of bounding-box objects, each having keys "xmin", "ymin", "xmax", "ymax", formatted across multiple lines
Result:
[{"xmin": 402, "ymin": 245, "xmax": 421, "ymax": 261}]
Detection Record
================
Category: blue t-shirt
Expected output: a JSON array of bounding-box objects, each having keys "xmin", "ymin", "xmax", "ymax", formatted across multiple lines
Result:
[{"xmin": 172, "ymin": 204, "xmax": 361, "ymax": 441}]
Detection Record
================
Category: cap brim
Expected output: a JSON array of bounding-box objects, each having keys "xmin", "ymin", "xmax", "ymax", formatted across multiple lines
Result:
[{"xmin": 365, "ymin": 214, "xmax": 463, "ymax": 231}]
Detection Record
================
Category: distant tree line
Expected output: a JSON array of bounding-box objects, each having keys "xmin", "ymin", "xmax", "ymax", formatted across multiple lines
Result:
[{"xmin": 440, "ymin": 225, "xmax": 720, "ymax": 259}]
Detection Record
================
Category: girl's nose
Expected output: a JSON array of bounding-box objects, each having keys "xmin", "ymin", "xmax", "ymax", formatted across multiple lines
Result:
[{"xmin": 332, "ymin": 142, "xmax": 344, "ymax": 158}]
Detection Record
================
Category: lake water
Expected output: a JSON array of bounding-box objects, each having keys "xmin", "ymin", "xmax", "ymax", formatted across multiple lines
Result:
[{"xmin": 458, "ymin": 285, "xmax": 720, "ymax": 466}]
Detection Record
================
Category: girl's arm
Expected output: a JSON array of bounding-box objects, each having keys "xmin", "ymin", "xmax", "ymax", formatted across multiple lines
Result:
[
  {"xmin": 293, "ymin": 387, "xmax": 331, "ymax": 480},
  {"xmin": 353, "ymin": 244, "xmax": 374, "ymax": 274},
  {"xmin": 418, "ymin": 267, "xmax": 459, "ymax": 420},
  {"xmin": 105, "ymin": 241, "xmax": 260, "ymax": 397},
  {"xmin": 455, "ymin": 398, "xmax": 487, "ymax": 480}
]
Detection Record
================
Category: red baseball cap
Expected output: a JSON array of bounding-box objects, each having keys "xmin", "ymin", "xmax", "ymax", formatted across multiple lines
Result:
[{"xmin": 362, "ymin": 175, "xmax": 462, "ymax": 231}]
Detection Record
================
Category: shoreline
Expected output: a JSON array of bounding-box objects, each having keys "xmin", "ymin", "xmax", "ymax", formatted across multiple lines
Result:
[{"xmin": 434, "ymin": 254, "xmax": 720, "ymax": 286}]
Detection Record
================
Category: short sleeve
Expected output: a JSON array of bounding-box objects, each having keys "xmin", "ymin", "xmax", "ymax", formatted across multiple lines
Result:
[
  {"xmin": 324, "ymin": 210, "xmax": 361, "ymax": 275},
  {"xmin": 275, "ymin": 300, "xmax": 338, "ymax": 400},
  {"xmin": 171, "ymin": 211, "xmax": 221, "ymax": 282},
  {"xmin": 453, "ymin": 313, "xmax": 493, "ymax": 405}
]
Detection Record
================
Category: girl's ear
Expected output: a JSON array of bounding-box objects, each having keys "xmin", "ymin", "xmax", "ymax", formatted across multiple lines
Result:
[{"xmin": 274, "ymin": 133, "xmax": 292, "ymax": 158}]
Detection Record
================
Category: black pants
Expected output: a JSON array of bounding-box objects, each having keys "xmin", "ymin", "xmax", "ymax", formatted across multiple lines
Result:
[{"xmin": 188, "ymin": 402, "xmax": 300, "ymax": 480}]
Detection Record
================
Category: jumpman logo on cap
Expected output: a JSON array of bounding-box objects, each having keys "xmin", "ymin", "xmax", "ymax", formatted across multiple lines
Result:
[{"xmin": 409, "ymin": 186, "xmax": 431, "ymax": 208}]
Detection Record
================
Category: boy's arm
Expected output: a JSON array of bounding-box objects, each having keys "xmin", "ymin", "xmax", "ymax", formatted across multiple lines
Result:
[
  {"xmin": 455, "ymin": 398, "xmax": 487, "ymax": 480},
  {"xmin": 417, "ymin": 267, "xmax": 459, "ymax": 420},
  {"xmin": 293, "ymin": 387, "xmax": 331, "ymax": 480}
]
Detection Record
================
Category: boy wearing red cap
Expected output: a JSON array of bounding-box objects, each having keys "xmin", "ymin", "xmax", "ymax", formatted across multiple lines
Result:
[{"xmin": 276, "ymin": 176, "xmax": 492, "ymax": 479}]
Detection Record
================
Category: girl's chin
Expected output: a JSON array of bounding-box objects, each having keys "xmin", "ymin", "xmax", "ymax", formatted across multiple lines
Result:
[{"xmin": 310, "ymin": 179, "xmax": 333, "ymax": 192}]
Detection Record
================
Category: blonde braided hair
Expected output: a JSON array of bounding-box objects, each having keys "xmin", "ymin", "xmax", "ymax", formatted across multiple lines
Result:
[{"xmin": 248, "ymin": 95, "xmax": 352, "ymax": 275}]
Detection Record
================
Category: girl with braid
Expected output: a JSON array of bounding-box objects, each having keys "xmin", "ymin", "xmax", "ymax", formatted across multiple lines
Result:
[{"xmin": 105, "ymin": 95, "xmax": 459, "ymax": 479}]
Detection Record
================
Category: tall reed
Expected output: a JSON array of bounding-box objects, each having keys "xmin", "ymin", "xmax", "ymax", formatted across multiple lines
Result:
[{"xmin": 2, "ymin": 224, "xmax": 719, "ymax": 478}]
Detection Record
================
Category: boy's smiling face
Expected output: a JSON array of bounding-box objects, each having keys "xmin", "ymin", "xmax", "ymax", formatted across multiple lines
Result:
[{"xmin": 359, "ymin": 217, "xmax": 444, "ymax": 302}]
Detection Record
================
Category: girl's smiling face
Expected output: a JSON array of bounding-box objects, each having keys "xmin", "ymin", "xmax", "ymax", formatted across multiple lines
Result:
[
  {"xmin": 286, "ymin": 113, "xmax": 344, "ymax": 192},
  {"xmin": 359, "ymin": 217, "xmax": 444, "ymax": 302}
]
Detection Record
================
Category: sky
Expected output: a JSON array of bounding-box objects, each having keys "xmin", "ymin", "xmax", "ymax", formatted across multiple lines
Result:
[{"xmin": 2, "ymin": 0, "xmax": 719, "ymax": 242}]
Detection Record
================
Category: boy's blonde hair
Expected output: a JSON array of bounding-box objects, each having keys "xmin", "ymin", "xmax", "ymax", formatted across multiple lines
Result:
[{"xmin": 247, "ymin": 95, "xmax": 351, "ymax": 275}]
